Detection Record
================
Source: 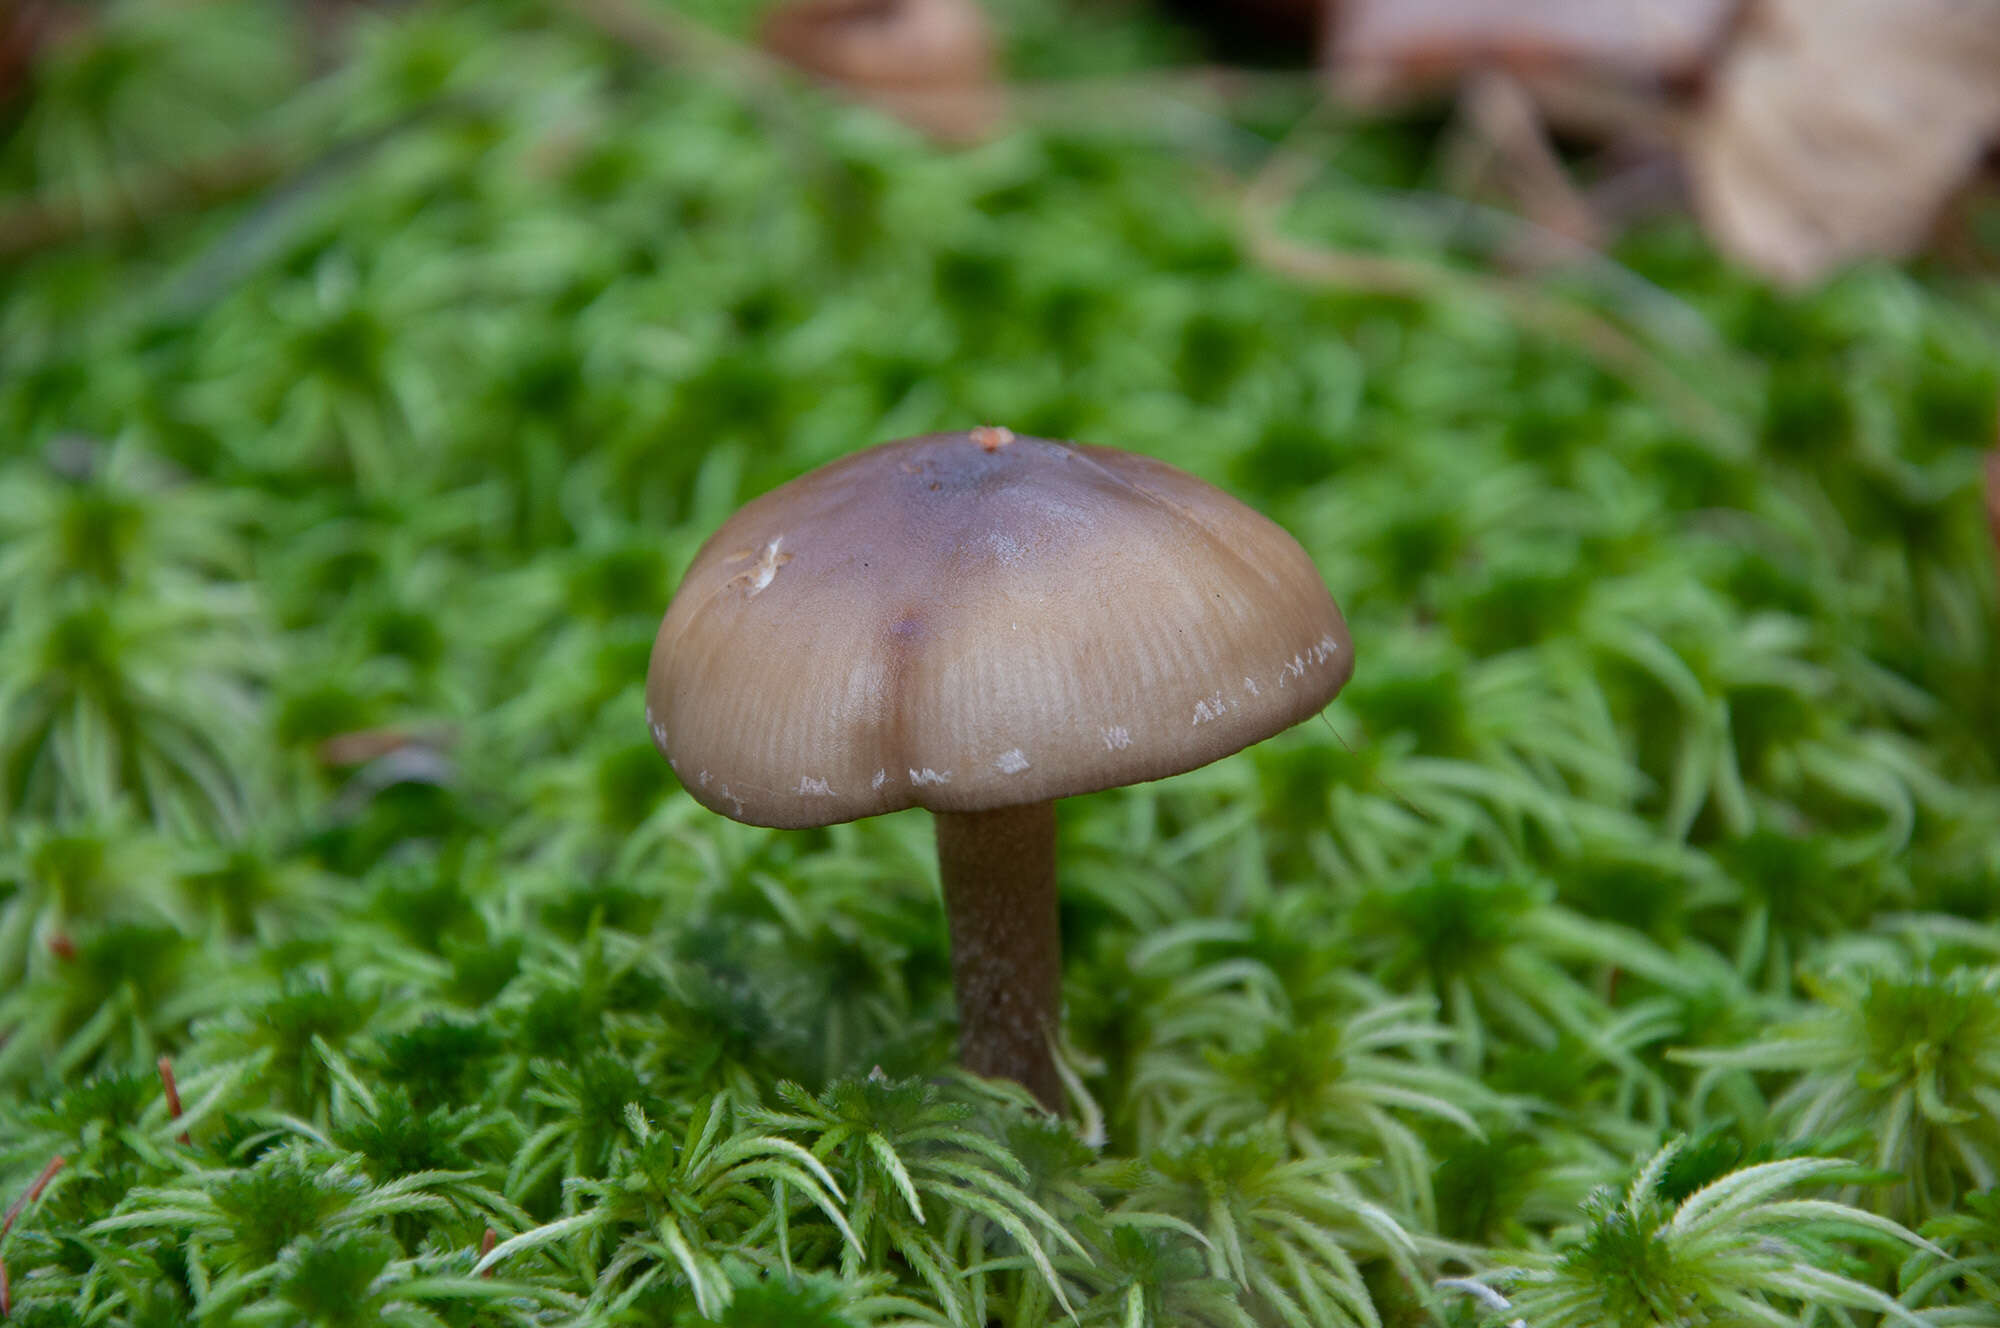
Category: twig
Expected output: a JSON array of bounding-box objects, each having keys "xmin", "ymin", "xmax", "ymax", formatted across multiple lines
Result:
[
  {"xmin": 1239, "ymin": 117, "xmax": 1744, "ymax": 452},
  {"xmin": 157, "ymin": 1057, "xmax": 192, "ymax": 1146},
  {"xmin": 555, "ymin": 0, "xmax": 782, "ymax": 90},
  {"xmin": 0, "ymin": 1152, "xmax": 67, "ymax": 1315},
  {"xmin": 552, "ymin": 0, "xmax": 844, "ymax": 176},
  {"xmin": 1, "ymin": 1156, "xmax": 65, "ymax": 1240},
  {"xmin": 557, "ymin": 0, "xmax": 1310, "ymax": 160},
  {"xmin": 158, "ymin": 102, "xmax": 465, "ymax": 316},
  {"xmin": 1985, "ymin": 437, "xmax": 2000, "ymax": 593},
  {"xmin": 0, "ymin": 141, "xmax": 289, "ymax": 262},
  {"xmin": 1452, "ymin": 70, "xmax": 1604, "ymax": 249},
  {"xmin": 1246, "ymin": 97, "xmax": 1725, "ymax": 350},
  {"xmin": 1244, "ymin": 220, "xmax": 1736, "ymax": 445},
  {"xmin": 2, "ymin": 85, "xmax": 461, "ymax": 271},
  {"xmin": 1365, "ymin": 178, "xmax": 1721, "ymax": 352}
]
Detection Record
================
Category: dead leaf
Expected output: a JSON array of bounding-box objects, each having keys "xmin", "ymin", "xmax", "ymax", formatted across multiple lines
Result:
[
  {"xmin": 1685, "ymin": 0, "xmax": 2000, "ymax": 285},
  {"xmin": 1328, "ymin": 0, "xmax": 1742, "ymax": 103},
  {"xmin": 760, "ymin": 0, "xmax": 1002, "ymax": 143}
]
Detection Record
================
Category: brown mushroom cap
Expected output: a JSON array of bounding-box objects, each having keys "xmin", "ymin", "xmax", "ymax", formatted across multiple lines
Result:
[{"xmin": 646, "ymin": 429, "xmax": 1353, "ymax": 829}]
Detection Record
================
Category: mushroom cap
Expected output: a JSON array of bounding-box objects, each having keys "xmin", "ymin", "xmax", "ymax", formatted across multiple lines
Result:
[{"xmin": 646, "ymin": 430, "xmax": 1353, "ymax": 829}]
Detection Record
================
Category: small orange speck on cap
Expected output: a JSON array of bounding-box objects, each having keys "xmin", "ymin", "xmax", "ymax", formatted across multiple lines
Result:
[{"xmin": 972, "ymin": 425, "xmax": 1015, "ymax": 452}]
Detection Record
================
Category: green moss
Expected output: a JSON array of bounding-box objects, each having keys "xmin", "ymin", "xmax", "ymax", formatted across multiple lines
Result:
[{"xmin": 1, "ymin": 0, "xmax": 1997, "ymax": 1320}]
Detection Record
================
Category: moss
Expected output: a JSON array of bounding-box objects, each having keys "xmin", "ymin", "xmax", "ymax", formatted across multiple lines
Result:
[{"xmin": 0, "ymin": 0, "xmax": 1996, "ymax": 1321}]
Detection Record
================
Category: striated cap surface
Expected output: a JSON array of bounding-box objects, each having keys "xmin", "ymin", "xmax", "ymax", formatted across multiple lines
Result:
[{"xmin": 646, "ymin": 429, "xmax": 1352, "ymax": 828}]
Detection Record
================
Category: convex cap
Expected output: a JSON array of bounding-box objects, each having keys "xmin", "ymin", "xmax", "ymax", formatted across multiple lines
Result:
[{"xmin": 646, "ymin": 429, "xmax": 1352, "ymax": 828}]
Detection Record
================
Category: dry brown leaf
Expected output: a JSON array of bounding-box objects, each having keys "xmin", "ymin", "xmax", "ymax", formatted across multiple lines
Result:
[
  {"xmin": 1328, "ymin": 0, "xmax": 1741, "ymax": 102},
  {"xmin": 1686, "ymin": 0, "xmax": 2000, "ymax": 285},
  {"xmin": 760, "ymin": 0, "xmax": 1003, "ymax": 143}
]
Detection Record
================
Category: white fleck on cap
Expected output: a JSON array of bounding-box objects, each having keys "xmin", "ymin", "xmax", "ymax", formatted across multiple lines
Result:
[{"xmin": 646, "ymin": 430, "xmax": 1353, "ymax": 828}]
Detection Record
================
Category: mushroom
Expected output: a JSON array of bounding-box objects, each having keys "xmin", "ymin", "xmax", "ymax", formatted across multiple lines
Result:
[{"xmin": 645, "ymin": 428, "xmax": 1353, "ymax": 1109}]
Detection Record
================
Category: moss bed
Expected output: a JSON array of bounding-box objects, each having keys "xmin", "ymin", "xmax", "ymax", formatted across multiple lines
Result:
[{"xmin": 3, "ymin": 2, "xmax": 2000, "ymax": 1324}]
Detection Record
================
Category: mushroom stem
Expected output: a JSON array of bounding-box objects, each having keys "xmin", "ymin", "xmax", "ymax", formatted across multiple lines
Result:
[{"xmin": 934, "ymin": 800, "xmax": 1062, "ymax": 1111}]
